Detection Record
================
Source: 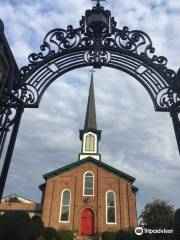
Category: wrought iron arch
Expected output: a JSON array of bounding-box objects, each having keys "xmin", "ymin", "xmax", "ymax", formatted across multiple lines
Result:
[
  {"xmin": 0, "ymin": 2, "xmax": 180, "ymax": 199},
  {"xmin": 19, "ymin": 47, "xmax": 177, "ymax": 111},
  {"xmin": 19, "ymin": 23, "xmax": 179, "ymax": 111}
]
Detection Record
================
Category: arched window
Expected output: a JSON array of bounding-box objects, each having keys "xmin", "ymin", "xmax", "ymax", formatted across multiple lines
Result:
[
  {"xmin": 106, "ymin": 191, "xmax": 116, "ymax": 224},
  {"xmin": 83, "ymin": 171, "xmax": 94, "ymax": 196},
  {"xmin": 85, "ymin": 134, "xmax": 95, "ymax": 151},
  {"xmin": 59, "ymin": 189, "xmax": 71, "ymax": 222}
]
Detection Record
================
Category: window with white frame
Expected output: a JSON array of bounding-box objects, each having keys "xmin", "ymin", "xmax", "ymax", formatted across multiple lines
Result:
[
  {"xmin": 85, "ymin": 134, "xmax": 95, "ymax": 151},
  {"xmin": 59, "ymin": 189, "xmax": 71, "ymax": 222},
  {"xmin": 106, "ymin": 191, "xmax": 116, "ymax": 224},
  {"xmin": 83, "ymin": 171, "xmax": 94, "ymax": 196}
]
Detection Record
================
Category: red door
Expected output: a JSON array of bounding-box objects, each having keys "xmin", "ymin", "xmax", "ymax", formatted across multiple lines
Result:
[{"xmin": 81, "ymin": 208, "xmax": 94, "ymax": 236}]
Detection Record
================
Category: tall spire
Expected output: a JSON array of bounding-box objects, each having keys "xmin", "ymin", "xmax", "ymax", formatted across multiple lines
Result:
[
  {"xmin": 79, "ymin": 70, "xmax": 101, "ymax": 161},
  {"xmin": 84, "ymin": 72, "xmax": 97, "ymax": 130}
]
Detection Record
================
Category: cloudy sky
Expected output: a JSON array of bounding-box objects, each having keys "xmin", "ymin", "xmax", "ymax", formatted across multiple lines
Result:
[{"xmin": 0, "ymin": 0, "xmax": 180, "ymax": 216}]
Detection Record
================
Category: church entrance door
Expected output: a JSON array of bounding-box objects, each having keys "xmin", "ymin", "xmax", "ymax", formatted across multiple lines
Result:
[{"xmin": 81, "ymin": 208, "xmax": 94, "ymax": 236}]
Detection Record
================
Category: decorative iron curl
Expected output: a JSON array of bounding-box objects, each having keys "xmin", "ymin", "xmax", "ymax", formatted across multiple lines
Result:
[
  {"xmin": 12, "ymin": 84, "xmax": 38, "ymax": 106},
  {"xmin": 0, "ymin": 84, "xmax": 36, "ymax": 128},
  {"xmin": 20, "ymin": 17, "xmax": 89, "ymax": 75},
  {"xmin": 103, "ymin": 26, "xmax": 176, "ymax": 81},
  {"xmin": 84, "ymin": 49, "xmax": 110, "ymax": 64},
  {"xmin": 0, "ymin": 94, "xmax": 22, "ymax": 129},
  {"xmin": 28, "ymin": 26, "xmax": 82, "ymax": 62},
  {"xmin": 157, "ymin": 88, "xmax": 180, "ymax": 109},
  {"xmin": 103, "ymin": 27, "xmax": 152, "ymax": 54},
  {"xmin": 0, "ymin": 106, "xmax": 17, "ymax": 129}
]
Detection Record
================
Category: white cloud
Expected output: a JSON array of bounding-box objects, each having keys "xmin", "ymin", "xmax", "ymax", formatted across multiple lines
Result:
[{"xmin": 11, "ymin": 41, "xmax": 32, "ymax": 62}]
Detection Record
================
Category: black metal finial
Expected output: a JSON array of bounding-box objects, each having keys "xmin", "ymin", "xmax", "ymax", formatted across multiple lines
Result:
[{"xmin": 91, "ymin": 0, "xmax": 106, "ymax": 6}]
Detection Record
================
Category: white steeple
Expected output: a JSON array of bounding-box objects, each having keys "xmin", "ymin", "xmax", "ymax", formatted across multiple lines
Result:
[{"xmin": 79, "ymin": 71, "xmax": 101, "ymax": 161}]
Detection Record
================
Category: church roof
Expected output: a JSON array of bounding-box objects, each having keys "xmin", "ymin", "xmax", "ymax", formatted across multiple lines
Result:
[
  {"xmin": 43, "ymin": 157, "xmax": 137, "ymax": 190},
  {"xmin": 84, "ymin": 72, "xmax": 97, "ymax": 130},
  {"xmin": 1, "ymin": 194, "xmax": 36, "ymax": 203}
]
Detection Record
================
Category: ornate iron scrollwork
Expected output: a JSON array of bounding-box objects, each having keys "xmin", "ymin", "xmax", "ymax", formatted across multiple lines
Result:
[
  {"xmin": 157, "ymin": 88, "xmax": 180, "ymax": 109},
  {"xmin": 13, "ymin": 84, "xmax": 38, "ymax": 106},
  {"xmin": 0, "ymin": 106, "xmax": 17, "ymax": 129},
  {"xmin": 20, "ymin": 21, "xmax": 93, "ymax": 75},
  {"xmin": 84, "ymin": 49, "xmax": 110, "ymax": 66},
  {"xmin": 3, "ymin": 3, "xmax": 179, "ymax": 112},
  {"xmin": 20, "ymin": 6, "xmax": 177, "ymax": 85},
  {"xmin": 0, "ymin": 94, "xmax": 21, "ymax": 130}
]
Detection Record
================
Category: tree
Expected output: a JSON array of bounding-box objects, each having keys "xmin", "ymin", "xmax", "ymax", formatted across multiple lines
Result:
[{"xmin": 139, "ymin": 199, "xmax": 175, "ymax": 229}]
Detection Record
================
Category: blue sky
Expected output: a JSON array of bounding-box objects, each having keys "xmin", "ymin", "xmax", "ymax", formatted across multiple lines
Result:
[{"xmin": 0, "ymin": 0, "xmax": 180, "ymax": 216}]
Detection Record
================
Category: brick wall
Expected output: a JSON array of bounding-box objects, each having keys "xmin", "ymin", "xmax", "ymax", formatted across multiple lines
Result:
[
  {"xmin": 42, "ymin": 161, "xmax": 137, "ymax": 234},
  {"xmin": 0, "ymin": 202, "xmax": 42, "ymax": 218}
]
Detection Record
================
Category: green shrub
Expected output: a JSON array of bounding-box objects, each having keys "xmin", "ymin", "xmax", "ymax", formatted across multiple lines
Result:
[
  {"xmin": 36, "ymin": 237, "xmax": 47, "ymax": 240},
  {"xmin": 0, "ymin": 211, "xmax": 31, "ymax": 240},
  {"xmin": 102, "ymin": 231, "xmax": 116, "ymax": 240},
  {"xmin": 57, "ymin": 229, "xmax": 73, "ymax": 240},
  {"xmin": 41, "ymin": 227, "xmax": 58, "ymax": 240},
  {"xmin": 26, "ymin": 216, "xmax": 44, "ymax": 240},
  {"xmin": 115, "ymin": 230, "xmax": 136, "ymax": 240}
]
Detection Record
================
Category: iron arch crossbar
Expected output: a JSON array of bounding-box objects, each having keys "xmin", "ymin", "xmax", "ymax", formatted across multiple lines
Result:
[{"xmin": 19, "ymin": 46, "xmax": 179, "ymax": 112}]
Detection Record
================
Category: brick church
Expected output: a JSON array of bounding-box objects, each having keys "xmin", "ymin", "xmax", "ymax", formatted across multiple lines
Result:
[
  {"xmin": 39, "ymin": 73, "xmax": 138, "ymax": 236},
  {"xmin": 0, "ymin": 73, "xmax": 138, "ymax": 237}
]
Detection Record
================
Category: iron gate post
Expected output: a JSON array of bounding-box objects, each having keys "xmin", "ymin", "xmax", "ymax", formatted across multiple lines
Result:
[
  {"xmin": 170, "ymin": 108, "xmax": 180, "ymax": 155},
  {"xmin": 0, "ymin": 103, "xmax": 24, "ymax": 199},
  {"xmin": 0, "ymin": 129, "xmax": 8, "ymax": 160},
  {"xmin": 0, "ymin": 106, "xmax": 11, "ymax": 161}
]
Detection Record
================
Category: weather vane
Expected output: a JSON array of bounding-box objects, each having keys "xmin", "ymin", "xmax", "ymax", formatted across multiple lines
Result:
[{"xmin": 91, "ymin": 0, "xmax": 106, "ymax": 6}]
